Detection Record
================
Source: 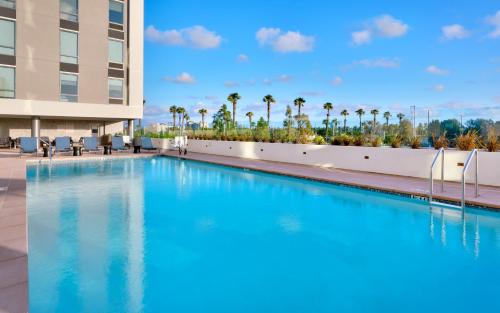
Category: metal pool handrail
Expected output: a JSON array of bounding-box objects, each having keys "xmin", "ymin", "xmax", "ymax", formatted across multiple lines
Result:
[
  {"xmin": 39, "ymin": 137, "xmax": 52, "ymax": 162},
  {"xmin": 461, "ymin": 149, "xmax": 479, "ymax": 208},
  {"xmin": 429, "ymin": 147, "xmax": 445, "ymax": 204}
]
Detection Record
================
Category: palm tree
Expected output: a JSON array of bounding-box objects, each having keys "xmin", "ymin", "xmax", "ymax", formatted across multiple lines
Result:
[
  {"xmin": 246, "ymin": 111, "xmax": 253, "ymax": 129},
  {"xmin": 222, "ymin": 109, "xmax": 231, "ymax": 135},
  {"xmin": 370, "ymin": 109, "xmax": 379, "ymax": 135},
  {"xmin": 227, "ymin": 93, "xmax": 241, "ymax": 128},
  {"xmin": 262, "ymin": 94, "xmax": 275, "ymax": 126},
  {"xmin": 340, "ymin": 109, "xmax": 349, "ymax": 132},
  {"xmin": 323, "ymin": 102, "xmax": 333, "ymax": 140},
  {"xmin": 198, "ymin": 108, "xmax": 207, "ymax": 130},
  {"xmin": 285, "ymin": 105, "xmax": 293, "ymax": 140},
  {"xmin": 169, "ymin": 105, "xmax": 177, "ymax": 128},
  {"xmin": 383, "ymin": 111, "xmax": 391, "ymax": 126},
  {"xmin": 355, "ymin": 108, "xmax": 365, "ymax": 130},
  {"xmin": 294, "ymin": 97, "xmax": 306, "ymax": 130},
  {"xmin": 397, "ymin": 113, "xmax": 405, "ymax": 126},
  {"xmin": 176, "ymin": 107, "xmax": 185, "ymax": 130},
  {"xmin": 183, "ymin": 112, "xmax": 190, "ymax": 129},
  {"xmin": 332, "ymin": 118, "xmax": 338, "ymax": 136}
]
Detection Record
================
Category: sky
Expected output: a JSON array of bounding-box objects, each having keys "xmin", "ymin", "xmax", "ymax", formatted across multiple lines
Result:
[{"xmin": 144, "ymin": 0, "xmax": 500, "ymax": 127}]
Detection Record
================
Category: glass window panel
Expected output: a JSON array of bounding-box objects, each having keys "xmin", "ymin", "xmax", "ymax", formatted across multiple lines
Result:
[
  {"xmin": 60, "ymin": 0, "xmax": 78, "ymax": 22},
  {"xmin": 60, "ymin": 73, "xmax": 78, "ymax": 102},
  {"xmin": 109, "ymin": 39, "xmax": 123, "ymax": 64},
  {"xmin": 108, "ymin": 79, "xmax": 123, "ymax": 99},
  {"xmin": 0, "ymin": 66, "xmax": 15, "ymax": 98},
  {"xmin": 0, "ymin": 0, "xmax": 15, "ymax": 9},
  {"xmin": 0, "ymin": 19, "xmax": 15, "ymax": 56},
  {"xmin": 60, "ymin": 31, "xmax": 78, "ymax": 64},
  {"xmin": 109, "ymin": 0, "xmax": 124, "ymax": 25}
]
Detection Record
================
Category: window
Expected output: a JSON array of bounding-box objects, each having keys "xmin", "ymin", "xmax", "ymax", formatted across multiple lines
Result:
[
  {"xmin": 0, "ymin": 66, "xmax": 15, "ymax": 98},
  {"xmin": 108, "ymin": 39, "xmax": 123, "ymax": 64},
  {"xmin": 109, "ymin": 0, "xmax": 124, "ymax": 25},
  {"xmin": 0, "ymin": 0, "xmax": 15, "ymax": 10},
  {"xmin": 60, "ymin": 30, "xmax": 78, "ymax": 64},
  {"xmin": 108, "ymin": 78, "xmax": 123, "ymax": 100},
  {"xmin": 60, "ymin": 0, "xmax": 78, "ymax": 22},
  {"xmin": 60, "ymin": 73, "xmax": 78, "ymax": 102},
  {"xmin": 0, "ymin": 19, "xmax": 15, "ymax": 56}
]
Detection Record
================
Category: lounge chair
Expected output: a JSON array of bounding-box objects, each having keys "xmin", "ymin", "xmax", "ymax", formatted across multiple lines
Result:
[
  {"xmin": 19, "ymin": 137, "xmax": 38, "ymax": 156},
  {"xmin": 111, "ymin": 136, "xmax": 128, "ymax": 152},
  {"xmin": 55, "ymin": 136, "xmax": 72, "ymax": 154},
  {"xmin": 82, "ymin": 137, "xmax": 100, "ymax": 154},
  {"xmin": 140, "ymin": 137, "xmax": 159, "ymax": 153},
  {"xmin": 0, "ymin": 137, "xmax": 11, "ymax": 149}
]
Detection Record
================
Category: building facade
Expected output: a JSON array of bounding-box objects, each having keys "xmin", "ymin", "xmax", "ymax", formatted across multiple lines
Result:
[{"xmin": 0, "ymin": 0, "xmax": 143, "ymax": 139}]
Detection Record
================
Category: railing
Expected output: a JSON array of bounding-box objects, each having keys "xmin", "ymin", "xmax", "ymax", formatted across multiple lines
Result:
[
  {"xmin": 429, "ymin": 148, "xmax": 445, "ymax": 204},
  {"xmin": 429, "ymin": 148, "xmax": 479, "ymax": 209},
  {"xmin": 461, "ymin": 149, "xmax": 479, "ymax": 208}
]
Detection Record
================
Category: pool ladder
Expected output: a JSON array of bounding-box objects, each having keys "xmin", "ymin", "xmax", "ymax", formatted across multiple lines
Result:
[{"xmin": 429, "ymin": 148, "xmax": 479, "ymax": 209}]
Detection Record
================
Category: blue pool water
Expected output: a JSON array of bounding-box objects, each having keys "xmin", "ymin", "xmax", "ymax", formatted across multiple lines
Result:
[{"xmin": 27, "ymin": 157, "xmax": 500, "ymax": 313}]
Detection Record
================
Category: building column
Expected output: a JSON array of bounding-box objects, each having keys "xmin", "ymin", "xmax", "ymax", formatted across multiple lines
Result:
[
  {"xmin": 128, "ymin": 119, "xmax": 134, "ymax": 139},
  {"xmin": 31, "ymin": 116, "xmax": 40, "ymax": 138}
]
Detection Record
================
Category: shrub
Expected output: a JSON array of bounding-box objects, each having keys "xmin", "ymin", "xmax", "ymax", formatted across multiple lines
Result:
[
  {"xmin": 410, "ymin": 136, "xmax": 421, "ymax": 149},
  {"xmin": 332, "ymin": 136, "xmax": 342, "ymax": 145},
  {"xmin": 353, "ymin": 135, "xmax": 365, "ymax": 146},
  {"xmin": 313, "ymin": 136, "xmax": 326, "ymax": 145},
  {"xmin": 456, "ymin": 131, "xmax": 480, "ymax": 151},
  {"xmin": 390, "ymin": 135, "xmax": 402, "ymax": 148},
  {"xmin": 371, "ymin": 137, "xmax": 382, "ymax": 147},
  {"xmin": 432, "ymin": 133, "xmax": 448, "ymax": 150},
  {"xmin": 335, "ymin": 134, "xmax": 352, "ymax": 146},
  {"xmin": 486, "ymin": 128, "xmax": 498, "ymax": 152}
]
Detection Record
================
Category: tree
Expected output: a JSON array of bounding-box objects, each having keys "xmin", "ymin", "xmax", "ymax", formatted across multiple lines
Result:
[
  {"xmin": 340, "ymin": 109, "xmax": 349, "ymax": 132},
  {"xmin": 227, "ymin": 93, "xmax": 241, "ymax": 127},
  {"xmin": 323, "ymin": 102, "xmax": 333, "ymax": 140},
  {"xmin": 212, "ymin": 104, "xmax": 230, "ymax": 134},
  {"xmin": 246, "ymin": 111, "xmax": 254, "ymax": 129},
  {"xmin": 370, "ymin": 109, "xmax": 379, "ymax": 135},
  {"xmin": 332, "ymin": 118, "xmax": 338, "ymax": 136},
  {"xmin": 169, "ymin": 105, "xmax": 177, "ymax": 128},
  {"xmin": 262, "ymin": 94, "xmax": 275, "ymax": 126},
  {"xmin": 183, "ymin": 112, "xmax": 190, "ymax": 129},
  {"xmin": 285, "ymin": 105, "xmax": 293, "ymax": 140},
  {"xmin": 198, "ymin": 108, "xmax": 207, "ymax": 130},
  {"xmin": 222, "ymin": 110, "xmax": 231, "ymax": 135},
  {"xmin": 294, "ymin": 97, "xmax": 306, "ymax": 131},
  {"xmin": 383, "ymin": 111, "xmax": 391, "ymax": 126},
  {"xmin": 176, "ymin": 107, "xmax": 185, "ymax": 130},
  {"xmin": 355, "ymin": 108, "xmax": 365, "ymax": 130},
  {"xmin": 397, "ymin": 113, "xmax": 405, "ymax": 125}
]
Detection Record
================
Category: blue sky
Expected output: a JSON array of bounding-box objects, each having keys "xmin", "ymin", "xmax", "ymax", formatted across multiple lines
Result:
[{"xmin": 144, "ymin": 0, "xmax": 500, "ymax": 127}]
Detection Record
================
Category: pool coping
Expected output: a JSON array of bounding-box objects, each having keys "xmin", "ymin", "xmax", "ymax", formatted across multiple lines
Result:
[{"xmin": 161, "ymin": 151, "xmax": 500, "ymax": 211}]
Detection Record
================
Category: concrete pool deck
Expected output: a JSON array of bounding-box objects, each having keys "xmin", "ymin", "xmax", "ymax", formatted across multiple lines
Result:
[
  {"xmin": 0, "ymin": 149, "xmax": 499, "ymax": 312},
  {"xmin": 162, "ymin": 150, "xmax": 500, "ymax": 210}
]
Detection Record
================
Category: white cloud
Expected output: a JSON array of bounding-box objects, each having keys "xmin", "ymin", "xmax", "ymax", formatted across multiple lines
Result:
[
  {"xmin": 351, "ymin": 15, "xmax": 408, "ymax": 46},
  {"xmin": 351, "ymin": 30, "xmax": 372, "ymax": 45},
  {"xmin": 256, "ymin": 27, "xmax": 315, "ymax": 53},
  {"xmin": 262, "ymin": 78, "xmax": 272, "ymax": 85},
  {"xmin": 441, "ymin": 24, "xmax": 469, "ymax": 40},
  {"xmin": 300, "ymin": 91, "xmax": 324, "ymax": 97},
  {"xmin": 277, "ymin": 74, "xmax": 293, "ymax": 82},
  {"xmin": 237, "ymin": 54, "xmax": 249, "ymax": 62},
  {"xmin": 426, "ymin": 65, "xmax": 449, "ymax": 75},
  {"xmin": 145, "ymin": 25, "xmax": 222, "ymax": 49},
  {"xmin": 163, "ymin": 72, "xmax": 196, "ymax": 84},
  {"xmin": 352, "ymin": 58, "xmax": 400, "ymax": 68},
  {"xmin": 144, "ymin": 105, "xmax": 168, "ymax": 117},
  {"xmin": 224, "ymin": 81, "xmax": 239, "ymax": 88},
  {"xmin": 374, "ymin": 15, "xmax": 409, "ymax": 37},
  {"xmin": 486, "ymin": 11, "xmax": 500, "ymax": 38},
  {"xmin": 434, "ymin": 84, "xmax": 445, "ymax": 92},
  {"xmin": 331, "ymin": 76, "xmax": 343, "ymax": 86}
]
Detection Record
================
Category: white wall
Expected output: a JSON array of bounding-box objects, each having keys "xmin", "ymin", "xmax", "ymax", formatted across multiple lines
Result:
[{"xmin": 154, "ymin": 139, "xmax": 500, "ymax": 187}]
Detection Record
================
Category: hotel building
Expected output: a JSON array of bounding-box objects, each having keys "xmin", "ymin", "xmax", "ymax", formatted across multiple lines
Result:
[{"xmin": 0, "ymin": 0, "xmax": 143, "ymax": 139}]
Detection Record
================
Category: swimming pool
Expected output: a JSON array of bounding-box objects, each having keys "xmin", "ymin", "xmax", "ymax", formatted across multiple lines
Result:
[{"xmin": 27, "ymin": 157, "xmax": 500, "ymax": 313}]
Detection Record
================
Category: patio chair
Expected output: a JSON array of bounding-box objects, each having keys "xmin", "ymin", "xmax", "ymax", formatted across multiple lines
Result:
[
  {"xmin": 0, "ymin": 137, "xmax": 11, "ymax": 149},
  {"xmin": 55, "ymin": 136, "xmax": 72, "ymax": 154},
  {"xmin": 19, "ymin": 137, "xmax": 38, "ymax": 156},
  {"xmin": 111, "ymin": 136, "xmax": 128, "ymax": 152},
  {"xmin": 140, "ymin": 137, "xmax": 159, "ymax": 153},
  {"xmin": 82, "ymin": 137, "xmax": 100, "ymax": 154}
]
